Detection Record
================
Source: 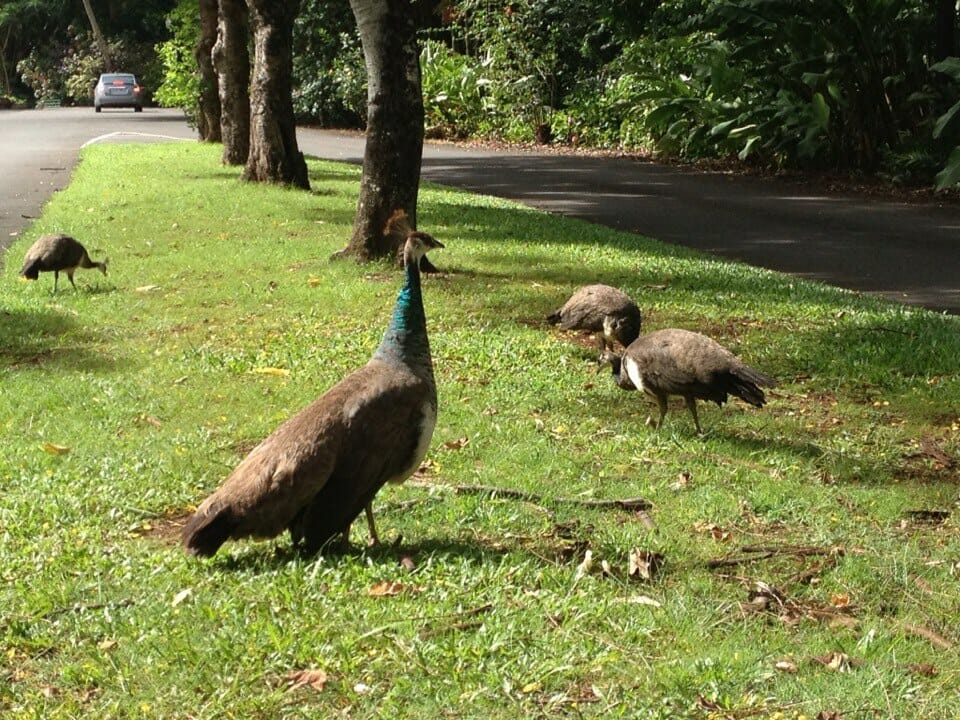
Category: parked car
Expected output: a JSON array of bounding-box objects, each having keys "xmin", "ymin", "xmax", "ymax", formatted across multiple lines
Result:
[{"xmin": 94, "ymin": 73, "xmax": 144, "ymax": 112}]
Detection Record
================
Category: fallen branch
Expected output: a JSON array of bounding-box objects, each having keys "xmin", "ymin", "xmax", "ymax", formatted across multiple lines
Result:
[
  {"xmin": 707, "ymin": 545, "xmax": 842, "ymax": 569},
  {"xmin": 409, "ymin": 481, "xmax": 652, "ymax": 512}
]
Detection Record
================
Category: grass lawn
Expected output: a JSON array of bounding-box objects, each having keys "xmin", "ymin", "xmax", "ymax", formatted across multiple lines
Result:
[{"xmin": 1, "ymin": 142, "xmax": 959, "ymax": 719}]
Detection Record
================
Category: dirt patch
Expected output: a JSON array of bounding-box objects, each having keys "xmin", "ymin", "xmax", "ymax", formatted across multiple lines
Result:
[{"xmin": 133, "ymin": 511, "xmax": 191, "ymax": 545}]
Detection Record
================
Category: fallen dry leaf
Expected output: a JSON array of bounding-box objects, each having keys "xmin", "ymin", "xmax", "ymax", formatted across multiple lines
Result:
[
  {"xmin": 574, "ymin": 549, "xmax": 594, "ymax": 581},
  {"xmin": 134, "ymin": 285, "xmax": 161, "ymax": 293},
  {"xmin": 829, "ymin": 592, "xmax": 850, "ymax": 608},
  {"xmin": 171, "ymin": 588, "xmax": 193, "ymax": 607},
  {"xmin": 282, "ymin": 668, "xmax": 328, "ymax": 692},
  {"xmin": 250, "ymin": 367, "xmax": 290, "ymax": 377},
  {"xmin": 693, "ymin": 520, "xmax": 732, "ymax": 542},
  {"xmin": 307, "ymin": 277, "xmax": 322, "ymax": 287},
  {"xmin": 442, "ymin": 436, "xmax": 470, "ymax": 450},
  {"xmin": 812, "ymin": 652, "xmax": 856, "ymax": 672},
  {"xmin": 774, "ymin": 659, "xmax": 798, "ymax": 673},
  {"xmin": 905, "ymin": 662, "xmax": 938, "ymax": 678},
  {"xmin": 669, "ymin": 471, "xmax": 691, "ymax": 491},
  {"xmin": 628, "ymin": 549, "xmax": 664, "ymax": 581},
  {"xmin": 41, "ymin": 442, "xmax": 71, "ymax": 456},
  {"xmin": 97, "ymin": 639, "xmax": 117, "ymax": 652},
  {"xmin": 399, "ymin": 556, "xmax": 416, "ymax": 572},
  {"xmin": 368, "ymin": 581, "xmax": 421, "ymax": 597},
  {"xmin": 816, "ymin": 712, "xmax": 843, "ymax": 720},
  {"xmin": 625, "ymin": 595, "xmax": 662, "ymax": 608}
]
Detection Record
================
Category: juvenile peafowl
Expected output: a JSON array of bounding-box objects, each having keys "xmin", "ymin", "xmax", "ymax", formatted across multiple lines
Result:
[
  {"xmin": 182, "ymin": 211, "xmax": 443, "ymax": 557},
  {"xmin": 601, "ymin": 328, "xmax": 776, "ymax": 434},
  {"xmin": 20, "ymin": 234, "xmax": 108, "ymax": 292},
  {"xmin": 547, "ymin": 284, "xmax": 642, "ymax": 353}
]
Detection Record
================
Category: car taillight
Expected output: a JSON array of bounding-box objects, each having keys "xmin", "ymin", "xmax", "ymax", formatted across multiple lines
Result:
[
  {"xmin": 111, "ymin": 80, "xmax": 125, "ymax": 86},
  {"xmin": 133, "ymin": 85, "xmax": 141, "ymax": 92}
]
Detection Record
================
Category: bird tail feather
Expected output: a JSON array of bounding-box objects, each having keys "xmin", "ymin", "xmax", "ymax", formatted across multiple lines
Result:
[
  {"xmin": 730, "ymin": 366, "xmax": 777, "ymax": 408},
  {"xmin": 20, "ymin": 260, "xmax": 40, "ymax": 280},
  {"xmin": 182, "ymin": 506, "xmax": 238, "ymax": 557}
]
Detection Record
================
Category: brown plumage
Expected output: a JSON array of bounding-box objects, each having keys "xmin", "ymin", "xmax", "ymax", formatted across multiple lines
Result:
[
  {"xmin": 601, "ymin": 328, "xmax": 776, "ymax": 434},
  {"xmin": 182, "ymin": 212, "xmax": 443, "ymax": 557},
  {"xmin": 548, "ymin": 284, "xmax": 641, "ymax": 353},
  {"xmin": 20, "ymin": 234, "xmax": 108, "ymax": 292}
]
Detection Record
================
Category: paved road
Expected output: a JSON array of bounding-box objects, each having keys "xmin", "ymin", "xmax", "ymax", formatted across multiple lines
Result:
[{"xmin": 2, "ymin": 107, "xmax": 958, "ymax": 313}]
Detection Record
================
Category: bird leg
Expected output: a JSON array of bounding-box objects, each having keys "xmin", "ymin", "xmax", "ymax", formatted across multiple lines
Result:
[
  {"xmin": 53, "ymin": 271, "xmax": 60, "ymax": 293},
  {"xmin": 684, "ymin": 396, "xmax": 703, "ymax": 434},
  {"xmin": 652, "ymin": 394, "xmax": 668, "ymax": 429},
  {"xmin": 67, "ymin": 270, "xmax": 77, "ymax": 290},
  {"xmin": 364, "ymin": 503, "xmax": 381, "ymax": 547}
]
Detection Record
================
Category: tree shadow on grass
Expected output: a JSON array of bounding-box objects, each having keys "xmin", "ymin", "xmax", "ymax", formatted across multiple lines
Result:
[{"xmin": 0, "ymin": 305, "xmax": 120, "ymax": 373}]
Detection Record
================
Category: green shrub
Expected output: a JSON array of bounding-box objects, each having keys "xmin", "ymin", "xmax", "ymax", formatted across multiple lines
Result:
[
  {"xmin": 154, "ymin": 0, "xmax": 200, "ymax": 122},
  {"xmin": 420, "ymin": 39, "xmax": 490, "ymax": 138}
]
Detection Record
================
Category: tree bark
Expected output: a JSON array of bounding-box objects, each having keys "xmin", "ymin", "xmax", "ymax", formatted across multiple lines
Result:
[
  {"xmin": 195, "ymin": 0, "xmax": 222, "ymax": 142},
  {"xmin": 934, "ymin": 0, "xmax": 956, "ymax": 61},
  {"xmin": 336, "ymin": 0, "xmax": 425, "ymax": 262},
  {"xmin": 242, "ymin": 0, "xmax": 310, "ymax": 189},
  {"xmin": 213, "ymin": 0, "xmax": 250, "ymax": 165},
  {"xmin": 81, "ymin": 0, "xmax": 112, "ymax": 72}
]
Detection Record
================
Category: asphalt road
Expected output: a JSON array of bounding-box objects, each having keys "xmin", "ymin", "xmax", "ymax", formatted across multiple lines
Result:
[{"xmin": 2, "ymin": 107, "xmax": 958, "ymax": 313}]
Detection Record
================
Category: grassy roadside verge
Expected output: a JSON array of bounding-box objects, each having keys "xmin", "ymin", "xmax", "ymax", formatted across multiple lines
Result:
[{"xmin": 1, "ymin": 142, "xmax": 959, "ymax": 718}]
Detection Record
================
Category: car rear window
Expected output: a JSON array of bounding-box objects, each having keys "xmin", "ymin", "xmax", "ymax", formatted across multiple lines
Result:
[{"xmin": 101, "ymin": 74, "xmax": 136, "ymax": 84}]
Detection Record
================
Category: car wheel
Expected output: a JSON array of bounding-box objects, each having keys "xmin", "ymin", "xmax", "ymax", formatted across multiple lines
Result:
[
  {"xmin": 134, "ymin": 106, "xmax": 143, "ymax": 113},
  {"xmin": 95, "ymin": 105, "xmax": 101, "ymax": 113}
]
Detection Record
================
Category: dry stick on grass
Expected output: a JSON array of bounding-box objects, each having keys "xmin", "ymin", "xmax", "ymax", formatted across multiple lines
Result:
[
  {"xmin": 408, "ymin": 481, "xmax": 653, "ymax": 513},
  {"xmin": 707, "ymin": 545, "xmax": 843, "ymax": 569}
]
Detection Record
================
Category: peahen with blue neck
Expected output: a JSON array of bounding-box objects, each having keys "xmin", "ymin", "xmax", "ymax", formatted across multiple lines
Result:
[{"xmin": 182, "ymin": 211, "xmax": 443, "ymax": 557}]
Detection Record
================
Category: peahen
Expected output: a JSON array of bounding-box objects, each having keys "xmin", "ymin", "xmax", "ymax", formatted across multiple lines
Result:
[
  {"xmin": 182, "ymin": 211, "xmax": 443, "ymax": 557},
  {"xmin": 547, "ymin": 284, "xmax": 641, "ymax": 353},
  {"xmin": 601, "ymin": 328, "xmax": 776, "ymax": 434},
  {"xmin": 20, "ymin": 234, "xmax": 108, "ymax": 292}
]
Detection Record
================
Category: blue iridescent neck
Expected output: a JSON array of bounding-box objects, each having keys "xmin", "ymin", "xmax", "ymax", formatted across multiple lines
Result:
[{"xmin": 373, "ymin": 255, "xmax": 432, "ymax": 370}]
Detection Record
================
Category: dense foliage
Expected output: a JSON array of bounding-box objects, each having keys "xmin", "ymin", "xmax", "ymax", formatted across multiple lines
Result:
[
  {"xmin": 4, "ymin": 0, "xmax": 173, "ymax": 106},
  {"xmin": 153, "ymin": 0, "xmax": 200, "ymax": 120},
  {"xmin": 417, "ymin": 0, "xmax": 959, "ymax": 188}
]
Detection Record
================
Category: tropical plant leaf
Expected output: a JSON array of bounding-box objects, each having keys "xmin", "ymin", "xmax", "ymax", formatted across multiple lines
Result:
[
  {"xmin": 935, "ymin": 146, "xmax": 960, "ymax": 190},
  {"xmin": 933, "ymin": 100, "xmax": 960, "ymax": 140}
]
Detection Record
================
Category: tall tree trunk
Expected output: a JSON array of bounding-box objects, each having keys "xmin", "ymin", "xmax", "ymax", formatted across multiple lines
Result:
[
  {"xmin": 1, "ymin": 26, "xmax": 11, "ymax": 96},
  {"xmin": 213, "ymin": 0, "xmax": 250, "ymax": 165},
  {"xmin": 242, "ymin": 0, "xmax": 309, "ymax": 189},
  {"xmin": 336, "ymin": 0, "xmax": 425, "ymax": 262},
  {"xmin": 934, "ymin": 0, "xmax": 956, "ymax": 61},
  {"xmin": 81, "ymin": 0, "xmax": 112, "ymax": 72},
  {"xmin": 195, "ymin": 0, "xmax": 222, "ymax": 142}
]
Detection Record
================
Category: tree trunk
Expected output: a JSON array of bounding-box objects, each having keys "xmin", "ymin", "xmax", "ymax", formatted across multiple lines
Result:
[
  {"xmin": 81, "ymin": 0, "xmax": 112, "ymax": 72},
  {"xmin": 934, "ymin": 0, "xmax": 956, "ymax": 61},
  {"xmin": 336, "ymin": 0, "xmax": 425, "ymax": 262},
  {"xmin": 242, "ymin": 0, "xmax": 310, "ymax": 189},
  {"xmin": 195, "ymin": 0, "xmax": 222, "ymax": 142},
  {"xmin": 213, "ymin": 0, "xmax": 250, "ymax": 165}
]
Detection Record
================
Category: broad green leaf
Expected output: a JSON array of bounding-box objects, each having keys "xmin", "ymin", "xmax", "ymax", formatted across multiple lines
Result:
[
  {"xmin": 811, "ymin": 92, "xmax": 830, "ymax": 129},
  {"xmin": 930, "ymin": 57, "xmax": 960, "ymax": 82},
  {"xmin": 709, "ymin": 119, "xmax": 737, "ymax": 137},
  {"xmin": 935, "ymin": 146, "xmax": 960, "ymax": 190},
  {"xmin": 738, "ymin": 135, "xmax": 760, "ymax": 160},
  {"xmin": 933, "ymin": 100, "xmax": 960, "ymax": 139}
]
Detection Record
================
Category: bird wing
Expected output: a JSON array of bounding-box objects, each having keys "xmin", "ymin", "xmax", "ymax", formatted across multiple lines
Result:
[{"xmin": 291, "ymin": 360, "xmax": 436, "ymax": 547}]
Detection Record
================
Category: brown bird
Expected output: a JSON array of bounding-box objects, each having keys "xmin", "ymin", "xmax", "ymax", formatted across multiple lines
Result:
[
  {"xmin": 547, "ymin": 284, "xmax": 641, "ymax": 353},
  {"xmin": 182, "ymin": 211, "xmax": 443, "ymax": 557},
  {"xmin": 601, "ymin": 328, "xmax": 776, "ymax": 434},
  {"xmin": 20, "ymin": 234, "xmax": 108, "ymax": 292}
]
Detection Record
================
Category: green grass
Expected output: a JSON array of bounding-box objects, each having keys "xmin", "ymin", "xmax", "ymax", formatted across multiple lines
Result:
[{"xmin": 2, "ymin": 142, "xmax": 959, "ymax": 719}]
